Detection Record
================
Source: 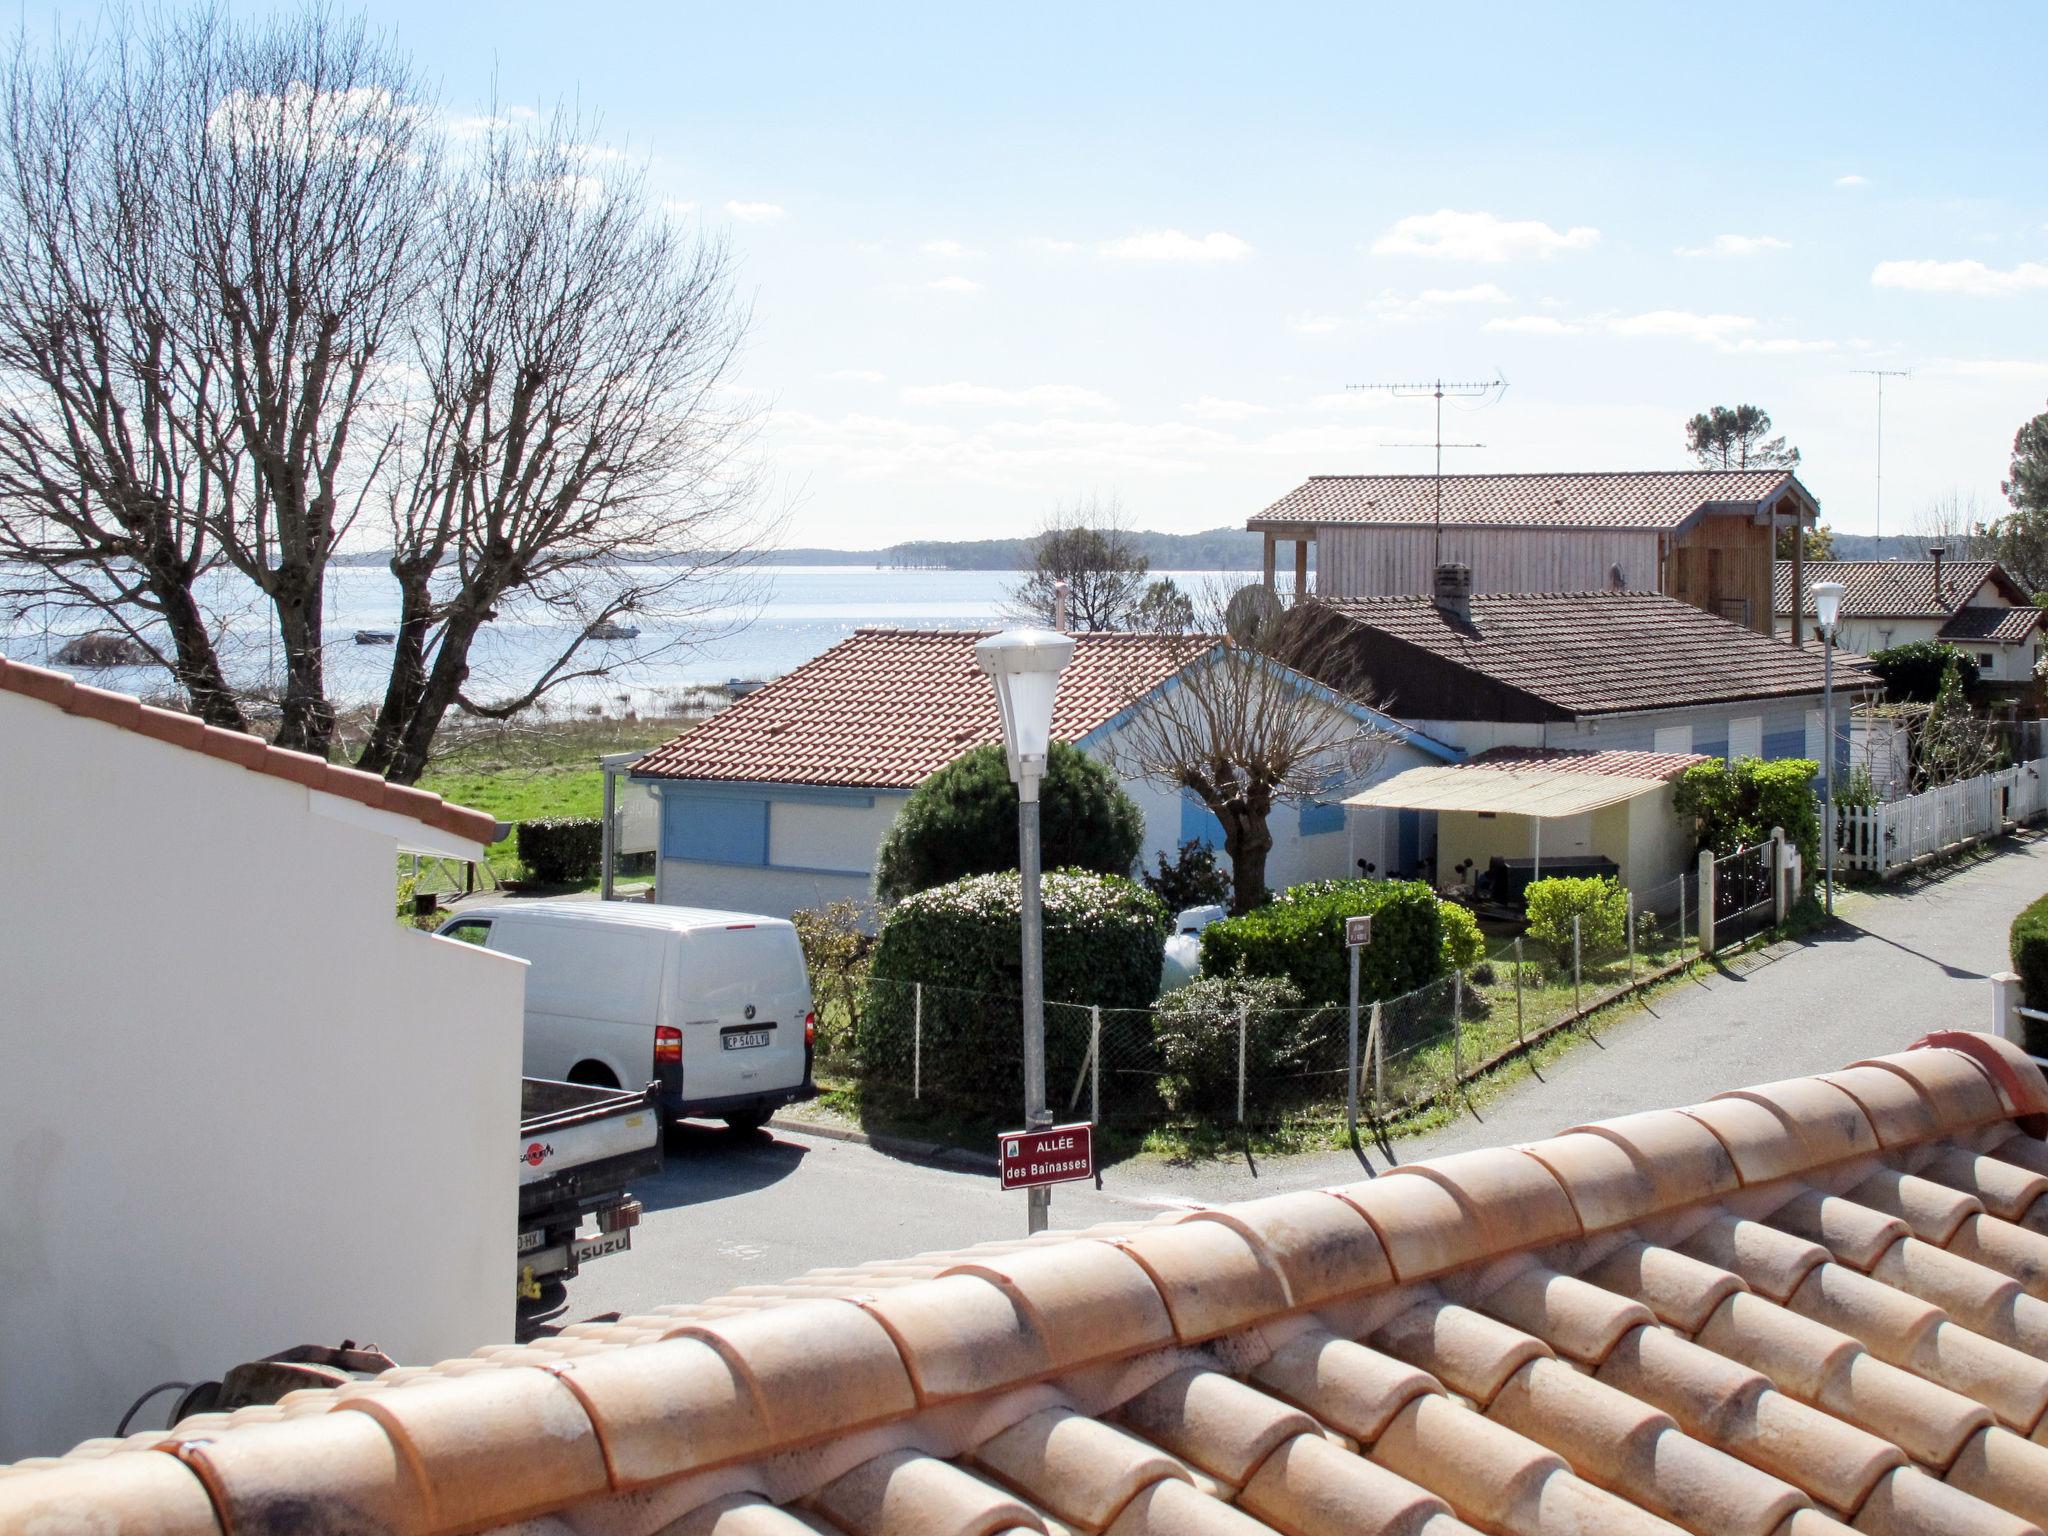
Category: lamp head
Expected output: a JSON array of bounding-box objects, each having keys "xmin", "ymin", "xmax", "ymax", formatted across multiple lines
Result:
[
  {"xmin": 1812, "ymin": 580, "xmax": 1846, "ymax": 637},
  {"xmin": 974, "ymin": 627, "xmax": 1077, "ymax": 793}
]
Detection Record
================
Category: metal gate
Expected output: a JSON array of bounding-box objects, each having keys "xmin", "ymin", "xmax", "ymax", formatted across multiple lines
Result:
[{"xmin": 1712, "ymin": 843, "xmax": 1774, "ymax": 949}]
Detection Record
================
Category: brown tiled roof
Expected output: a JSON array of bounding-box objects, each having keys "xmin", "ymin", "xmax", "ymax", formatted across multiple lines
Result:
[
  {"xmin": 0, "ymin": 656, "xmax": 498, "ymax": 846},
  {"xmin": 1773, "ymin": 559, "xmax": 2026, "ymax": 621},
  {"xmin": 12, "ymin": 1034, "xmax": 2048, "ymax": 1534},
  {"xmin": 1252, "ymin": 470, "xmax": 1809, "ymax": 532},
  {"xmin": 1941, "ymin": 606, "xmax": 2045, "ymax": 646},
  {"xmin": 1467, "ymin": 746, "xmax": 1711, "ymax": 779},
  {"xmin": 1317, "ymin": 592, "xmax": 1874, "ymax": 716},
  {"xmin": 632, "ymin": 627, "xmax": 1201, "ymax": 788}
]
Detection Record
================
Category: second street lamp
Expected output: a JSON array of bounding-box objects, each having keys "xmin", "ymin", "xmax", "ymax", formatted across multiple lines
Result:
[
  {"xmin": 1812, "ymin": 579, "xmax": 1846, "ymax": 917},
  {"xmin": 974, "ymin": 626, "xmax": 1076, "ymax": 1235}
]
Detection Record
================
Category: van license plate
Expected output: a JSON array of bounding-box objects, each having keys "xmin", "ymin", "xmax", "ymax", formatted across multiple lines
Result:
[
  {"xmin": 573, "ymin": 1231, "xmax": 631, "ymax": 1263},
  {"xmin": 722, "ymin": 1030, "xmax": 771, "ymax": 1051}
]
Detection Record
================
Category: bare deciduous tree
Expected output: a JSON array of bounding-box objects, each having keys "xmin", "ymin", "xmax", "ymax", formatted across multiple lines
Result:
[
  {"xmin": 1101, "ymin": 594, "xmax": 1392, "ymax": 912},
  {"xmin": 1009, "ymin": 494, "xmax": 1150, "ymax": 631},
  {"xmin": 1912, "ymin": 491, "xmax": 1992, "ymax": 562},
  {"xmin": 355, "ymin": 108, "xmax": 764, "ymax": 782}
]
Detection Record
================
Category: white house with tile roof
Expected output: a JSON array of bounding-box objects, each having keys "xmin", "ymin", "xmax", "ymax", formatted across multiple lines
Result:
[
  {"xmin": 1773, "ymin": 555, "xmax": 2045, "ymax": 688},
  {"xmin": 13, "ymin": 1030, "xmax": 2048, "ymax": 1536},
  {"xmin": 627, "ymin": 627, "xmax": 1458, "ymax": 916},
  {"xmin": 0, "ymin": 658, "xmax": 526, "ymax": 1462}
]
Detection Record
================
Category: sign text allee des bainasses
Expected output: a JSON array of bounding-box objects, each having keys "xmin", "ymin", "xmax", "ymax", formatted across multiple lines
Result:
[{"xmin": 998, "ymin": 1122, "xmax": 1095, "ymax": 1191}]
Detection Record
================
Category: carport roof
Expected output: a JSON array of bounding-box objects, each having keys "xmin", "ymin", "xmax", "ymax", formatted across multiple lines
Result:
[
  {"xmin": 1344, "ymin": 746, "xmax": 1708, "ymax": 819},
  {"xmin": 9, "ymin": 1035, "xmax": 2048, "ymax": 1535}
]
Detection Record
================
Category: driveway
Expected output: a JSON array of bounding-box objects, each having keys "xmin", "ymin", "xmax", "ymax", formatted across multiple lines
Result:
[{"xmin": 538, "ymin": 834, "xmax": 2048, "ymax": 1330}]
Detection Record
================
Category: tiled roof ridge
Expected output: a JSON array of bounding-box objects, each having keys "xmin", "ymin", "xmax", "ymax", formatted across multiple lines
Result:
[
  {"xmin": 1465, "ymin": 746, "xmax": 1713, "ymax": 780},
  {"xmin": 12, "ymin": 1034, "xmax": 2048, "ymax": 1534},
  {"xmin": 0, "ymin": 656, "xmax": 498, "ymax": 846},
  {"xmin": 1303, "ymin": 468, "xmax": 1793, "ymax": 483}
]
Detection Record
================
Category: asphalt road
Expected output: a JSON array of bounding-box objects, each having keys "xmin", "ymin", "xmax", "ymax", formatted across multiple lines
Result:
[{"xmin": 538, "ymin": 835, "xmax": 2048, "ymax": 1331}]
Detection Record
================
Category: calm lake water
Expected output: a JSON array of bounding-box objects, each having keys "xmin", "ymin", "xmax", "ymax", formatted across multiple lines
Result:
[{"xmin": 4, "ymin": 565, "xmax": 1255, "ymax": 711}]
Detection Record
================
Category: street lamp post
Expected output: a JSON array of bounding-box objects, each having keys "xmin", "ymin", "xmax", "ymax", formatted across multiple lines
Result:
[
  {"xmin": 975, "ymin": 627, "xmax": 1076, "ymax": 1235},
  {"xmin": 1813, "ymin": 580, "xmax": 1846, "ymax": 917}
]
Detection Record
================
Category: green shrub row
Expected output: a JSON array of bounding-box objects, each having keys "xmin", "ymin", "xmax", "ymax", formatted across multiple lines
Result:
[
  {"xmin": 1674, "ymin": 756, "xmax": 1821, "ymax": 871},
  {"xmin": 1198, "ymin": 879, "xmax": 1446, "ymax": 1008},
  {"xmin": 856, "ymin": 870, "xmax": 1169, "ymax": 1121},
  {"xmin": 516, "ymin": 817, "xmax": 603, "ymax": 883},
  {"xmin": 2012, "ymin": 892, "xmax": 2048, "ymax": 1054}
]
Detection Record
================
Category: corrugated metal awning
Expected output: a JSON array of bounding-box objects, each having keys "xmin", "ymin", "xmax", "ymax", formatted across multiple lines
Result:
[{"xmin": 1343, "ymin": 763, "xmax": 1670, "ymax": 818}]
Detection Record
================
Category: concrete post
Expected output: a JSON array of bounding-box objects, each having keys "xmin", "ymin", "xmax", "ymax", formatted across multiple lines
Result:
[
  {"xmin": 1770, "ymin": 826, "xmax": 1788, "ymax": 924},
  {"xmin": 599, "ymin": 764, "xmax": 619, "ymax": 902},
  {"xmin": 1991, "ymin": 971, "xmax": 2024, "ymax": 1044},
  {"xmin": 1697, "ymin": 849, "xmax": 1717, "ymax": 955}
]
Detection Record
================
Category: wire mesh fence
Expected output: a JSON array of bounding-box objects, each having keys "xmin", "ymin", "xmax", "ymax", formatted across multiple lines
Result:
[{"xmin": 812, "ymin": 870, "xmax": 1711, "ymax": 1137}]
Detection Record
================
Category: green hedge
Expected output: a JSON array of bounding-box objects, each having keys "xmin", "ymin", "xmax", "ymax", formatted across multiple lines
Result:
[
  {"xmin": 1525, "ymin": 876, "xmax": 1628, "ymax": 967},
  {"xmin": 2012, "ymin": 893, "xmax": 2048, "ymax": 1054},
  {"xmin": 516, "ymin": 817, "xmax": 603, "ymax": 883},
  {"xmin": 1868, "ymin": 640, "xmax": 1978, "ymax": 703},
  {"xmin": 857, "ymin": 870, "xmax": 1168, "ymax": 1121},
  {"xmin": 1153, "ymin": 972, "xmax": 1323, "ymax": 1115},
  {"xmin": 1673, "ymin": 756, "xmax": 1822, "ymax": 871},
  {"xmin": 1198, "ymin": 879, "xmax": 1445, "ymax": 1007}
]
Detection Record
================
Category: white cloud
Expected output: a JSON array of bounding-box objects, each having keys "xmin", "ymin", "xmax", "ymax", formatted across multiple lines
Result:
[
  {"xmin": 1835, "ymin": 173, "xmax": 1869, "ymax": 188},
  {"xmin": 1419, "ymin": 282, "xmax": 1513, "ymax": 304},
  {"xmin": 1370, "ymin": 209, "xmax": 1599, "ymax": 262},
  {"xmin": 1676, "ymin": 234, "xmax": 1791, "ymax": 258},
  {"xmin": 1871, "ymin": 258, "xmax": 2048, "ymax": 298},
  {"xmin": 901, "ymin": 381, "xmax": 1114, "ymax": 412},
  {"xmin": 920, "ymin": 239, "xmax": 979, "ymax": 258},
  {"xmin": 725, "ymin": 200, "xmax": 787, "ymax": 223},
  {"xmin": 1608, "ymin": 309, "xmax": 1760, "ymax": 344},
  {"xmin": 1026, "ymin": 237, "xmax": 1081, "ymax": 255},
  {"xmin": 1098, "ymin": 229, "xmax": 1252, "ymax": 262},
  {"xmin": 818, "ymin": 369, "xmax": 886, "ymax": 384},
  {"xmin": 1183, "ymin": 396, "xmax": 1275, "ymax": 421},
  {"xmin": 925, "ymin": 275, "xmax": 983, "ymax": 293},
  {"xmin": 1289, "ymin": 313, "xmax": 1345, "ymax": 334},
  {"xmin": 1485, "ymin": 314, "xmax": 1582, "ymax": 335}
]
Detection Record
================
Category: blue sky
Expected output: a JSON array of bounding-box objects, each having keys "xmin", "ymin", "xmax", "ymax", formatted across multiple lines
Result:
[{"xmin": 114, "ymin": 4, "xmax": 2048, "ymax": 546}]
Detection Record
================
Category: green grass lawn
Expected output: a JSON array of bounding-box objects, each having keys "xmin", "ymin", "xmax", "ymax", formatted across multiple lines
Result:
[{"xmin": 408, "ymin": 713, "xmax": 698, "ymax": 891}]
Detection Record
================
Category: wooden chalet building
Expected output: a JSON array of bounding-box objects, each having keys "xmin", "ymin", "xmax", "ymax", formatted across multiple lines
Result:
[{"xmin": 1250, "ymin": 469, "xmax": 1821, "ymax": 639}]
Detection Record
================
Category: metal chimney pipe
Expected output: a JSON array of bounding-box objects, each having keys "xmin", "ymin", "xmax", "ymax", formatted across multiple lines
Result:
[
  {"xmin": 1928, "ymin": 546, "xmax": 1947, "ymax": 602},
  {"xmin": 1052, "ymin": 579, "xmax": 1070, "ymax": 631}
]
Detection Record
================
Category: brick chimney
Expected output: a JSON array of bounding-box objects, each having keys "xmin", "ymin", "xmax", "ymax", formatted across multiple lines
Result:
[{"xmin": 1433, "ymin": 562, "xmax": 1473, "ymax": 624}]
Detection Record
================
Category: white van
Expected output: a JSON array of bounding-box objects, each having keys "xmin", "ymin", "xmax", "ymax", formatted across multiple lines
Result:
[{"xmin": 439, "ymin": 901, "xmax": 816, "ymax": 1132}]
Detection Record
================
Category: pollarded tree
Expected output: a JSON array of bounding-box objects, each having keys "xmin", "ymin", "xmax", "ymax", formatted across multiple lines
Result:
[
  {"xmin": 1101, "ymin": 597, "xmax": 1393, "ymax": 915},
  {"xmin": 873, "ymin": 741, "xmax": 1146, "ymax": 904}
]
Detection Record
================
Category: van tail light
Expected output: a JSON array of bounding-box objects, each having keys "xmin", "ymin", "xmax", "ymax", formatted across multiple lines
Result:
[
  {"xmin": 654, "ymin": 1026, "xmax": 682, "ymax": 1067},
  {"xmin": 804, "ymin": 1011, "xmax": 816, "ymax": 1048}
]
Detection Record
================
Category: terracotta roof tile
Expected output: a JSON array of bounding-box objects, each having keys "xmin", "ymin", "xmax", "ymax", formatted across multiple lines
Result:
[
  {"xmin": 1315, "ymin": 591, "xmax": 1873, "ymax": 717},
  {"xmin": 1252, "ymin": 470, "xmax": 1807, "ymax": 533},
  {"xmin": 631, "ymin": 628, "xmax": 1200, "ymax": 789},
  {"xmin": 1465, "ymin": 745, "xmax": 1711, "ymax": 780},
  {"xmin": 13, "ymin": 1035, "xmax": 2048, "ymax": 1536},
  {"xmin": 0, "ymin": 656, "xmax": 498, "ymax": 846},
  {"xmin": 1773, "ymin": 559, "xmax": 2024, "ymax": 621}
]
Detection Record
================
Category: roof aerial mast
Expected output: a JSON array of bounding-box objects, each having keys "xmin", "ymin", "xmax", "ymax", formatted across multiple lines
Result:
[
  {"xmin": 1346, "ymin": 373, "xmax": 1507, "ymax": 567},
  {"xmin": 1852, "ymin": 368, "xmax": 1911, "ymax": 560}
]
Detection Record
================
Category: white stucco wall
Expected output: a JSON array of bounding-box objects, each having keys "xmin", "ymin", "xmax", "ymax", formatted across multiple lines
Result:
[
  {"xmin": 0, "ymin": 692, "xmax": 525, "ymax": 1461},
  {"xmin": 656, "ymin": 859, "xmax": 877, "ymax": 919}
]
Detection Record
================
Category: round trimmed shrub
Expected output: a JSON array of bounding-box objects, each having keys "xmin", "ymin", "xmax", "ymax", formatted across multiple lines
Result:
[
  {"xmin": 1153, "ymin": 972, "xmax": 1324, "ymax": 1116},
  {"xmin": 857, "ymin": 870, "xmax": 1169, "ymax": 1121},
  {"xmin": 874, "ymin": 742, "xmax": 1146, "ymax": 904},
  {"xmin": 1438, "ymin": 900, "xmax": 1485, "ymax": 973},
  {"xmin": 1525, "ymin": 876, "xmax": 1628, "ymax": 967}
]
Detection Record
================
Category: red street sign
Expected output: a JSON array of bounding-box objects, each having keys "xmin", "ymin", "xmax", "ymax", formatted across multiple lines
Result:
[{"xmin": 999, "ymin": 1122, "xmax": 1094, "ymax": 1191}]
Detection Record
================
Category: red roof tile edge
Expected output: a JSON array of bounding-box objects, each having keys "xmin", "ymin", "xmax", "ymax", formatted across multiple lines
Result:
[
  {"xmin": 0, "ymin": 657, "xmax": 498, "ymax": 847},
  {"xmin": 6, "ymin": 1034, "xmax": 2047, "ymax": 1535}
]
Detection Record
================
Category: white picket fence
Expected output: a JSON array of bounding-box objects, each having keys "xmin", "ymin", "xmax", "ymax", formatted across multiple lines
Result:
[{"xmin": 1835, "ymin": 756, "xmax": 2048, "ymax": 877}]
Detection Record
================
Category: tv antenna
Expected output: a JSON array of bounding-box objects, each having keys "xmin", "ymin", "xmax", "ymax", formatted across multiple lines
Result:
[
  {"xmin": 1853, "ymin": 369, "xmax": 1911, "ymax": 558},
  {"xmin": 1347, "ymin": 373, "xmax": 1507, "ymax": 566}
]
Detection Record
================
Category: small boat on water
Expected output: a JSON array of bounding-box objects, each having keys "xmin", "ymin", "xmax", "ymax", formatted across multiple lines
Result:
[
  {"xmin": 588, "ymin": 621, "xmax": 641, "ymax": 640},
  {"xmin": 354, "ymin": 630, "xmax": 395, "ymax": 645},
  {"xmin": 725, "ymin": 677, "xmax": 767, "ymax": 696}
]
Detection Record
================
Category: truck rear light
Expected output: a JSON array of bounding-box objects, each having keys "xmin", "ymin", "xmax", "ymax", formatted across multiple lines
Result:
[
  {"xmin": 654, "ymin": 1026, "xmax": 681, "ymax": 1066},
  {"xmin": 805, "ymin": 1011, "xmax": 816, "ymax": 1048},
  {"xmin": 597, "ymin": 1199, "xmax": 642, "ymax": 1233}
]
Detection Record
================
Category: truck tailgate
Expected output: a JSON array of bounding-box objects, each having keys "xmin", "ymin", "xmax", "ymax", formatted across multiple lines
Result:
[{"xmin": 518, "ymin": 1079, "xmax": 662, "ymax": 1216}]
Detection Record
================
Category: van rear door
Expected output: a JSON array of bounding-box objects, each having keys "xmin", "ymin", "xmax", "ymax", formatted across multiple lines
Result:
[{"xmin": 672, "ymin": 920, "xmax": 811, "ymax": 1107}]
